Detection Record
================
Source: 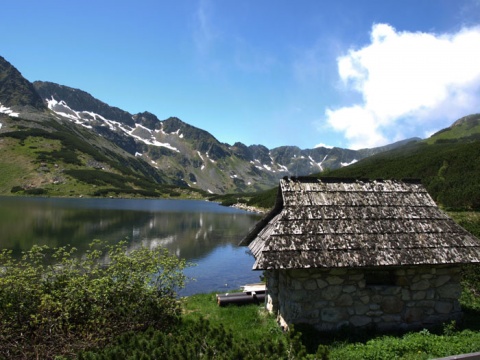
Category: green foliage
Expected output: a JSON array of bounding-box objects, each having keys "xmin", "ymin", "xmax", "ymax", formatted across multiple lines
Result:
[
  {"xmin": 448, "ymin": 211, "xmax": 480, "ymax": 238},
  {"xmin": 426, "ymin": 114, "xmax": 480, "ymax": 144},
  {"xmin": 92, "ymin": 188, "xmax": 159, "ymax": 197},
  {"xmin": 247, "ymin": 186, "xmax": 278, "ymax": 209},
  {"xmin": 329, "ymin": 327, "xmax": 480, "ymax": 360},
  {"xmin": 10, "ymin": 185, "xmax": 23, "ymax": 193},
  {"xmin": 0, "ymin": 128, "xmax": 167, "ymax": 197},
  {"xmin": 323, "ymin": 140, "xmax": 480, "ymax": 210},
  {"xmin": 63, "ymin": 169, "xmax": 162, "ymax": 196},
  {"xmin": 443, "ymin": 212, "xmax": 480, "ymax": 317},
  {"xmin": 36, "ymin": 148, "xmax": 81, "ymax": 165},
  {"xmin": 79, "ymin": 317, "xmax": 312, "ymax": 359},
  {"xmin": 209, "ymin": 186, "xmax": 278, "ymax": 210},
  {"xmin": 63, "ymin": 169, "xmax": 132, "ymax": 188},
  {"xmin": 215, "ymin": 194, "xmax": 244, "ymax": 207},
  {"xmin": 24, "ymin": 187, "xmax": 46, "ymax": 195},
  {"xmin": 0, "ymin": 240, "xmax": 188, "ymax": 359},
  {"xmin": 183, "ymin": 293, "xmax": 281, "ymax": 344}
]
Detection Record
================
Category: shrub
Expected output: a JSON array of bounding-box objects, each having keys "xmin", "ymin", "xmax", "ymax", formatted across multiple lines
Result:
[
  {"xmin": 0, "ymin": 240, "xmax": 189, "ymax": 359},
  {"xmin": 24, "ymin": 187, "xmax": 46, "ymax": 195},
  {"xmin": 10, "ymin": 186, "xmax": 24, "ymax": 193},
  {"xmin": 79, "ymin": 318, "xmax": 311, "ymax": 359},
  {"xmin": 329, "ymin": 328, "xmax": 480, "ymax": 360}
]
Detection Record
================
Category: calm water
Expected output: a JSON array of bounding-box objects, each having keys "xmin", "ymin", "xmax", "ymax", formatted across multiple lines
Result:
[{"xmin": 0, "ymin": 196, "xmax": 263, "ymax": 296}]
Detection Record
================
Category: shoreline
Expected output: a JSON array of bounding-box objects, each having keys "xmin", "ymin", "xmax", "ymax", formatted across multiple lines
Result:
[{"xmin": 230, "ymin": 203, "xmax": 268, "ymax": 214}]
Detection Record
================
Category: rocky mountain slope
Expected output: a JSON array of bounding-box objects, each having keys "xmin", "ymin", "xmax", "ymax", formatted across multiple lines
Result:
[
  {"xmin": 1, "ymin": 55, "xmax": 419, "ymax": 196},
  {"xmin": 32, "ymin": 80, "xmax": 417, "ymax": 194},
  {"xmin": 0, "ymin": 56, "xmax": 175, "ymax": 197}
]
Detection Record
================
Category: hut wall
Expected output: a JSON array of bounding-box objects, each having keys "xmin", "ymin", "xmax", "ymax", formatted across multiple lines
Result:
[
  {"xmin": 265, "ymin": 265, "xmax": 463, "ymax": 332},
  {"xmin": 265, "ymin": 270, "xmax": 280, "ymax": 313}
]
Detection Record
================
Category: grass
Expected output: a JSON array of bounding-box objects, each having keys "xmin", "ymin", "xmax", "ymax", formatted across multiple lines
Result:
[
  {"xmin": 0, "ymin": 134, "xmax": 208, "ymax": 199},
  {"xmin": 181, "ymin": 290, "xmax": 480, "ymax": 359},
  {"xmin": 183, "ymin": 211, "xmax": 480, "ymax": 360},
  {"xmin": 182, "ymin": 292, "xmax": 285, "ymax": 345},
  {"xmin": 425, "ymin": 115, "xmax": 480, "ymax": 145},
  {"xmin": 328, "ymin": 327, "xmax": 480, "ymax": 360},
  {"xmin": 0, "ymin": 137, "xmax": 38, "ymax": 193}
]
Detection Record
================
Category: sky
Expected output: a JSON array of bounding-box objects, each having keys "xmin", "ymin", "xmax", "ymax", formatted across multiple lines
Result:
[{"xmin": 1, "ymin": 0, "xmax": 480, "ymax": 150}]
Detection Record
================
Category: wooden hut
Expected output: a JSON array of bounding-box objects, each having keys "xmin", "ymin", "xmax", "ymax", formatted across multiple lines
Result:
[{"xmin": 240, "ymin": 177, "xmax": 480, "ymax": 332}]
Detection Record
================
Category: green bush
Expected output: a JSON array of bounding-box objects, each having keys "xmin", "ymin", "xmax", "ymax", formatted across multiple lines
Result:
[
  {"xmin": 24, "ymin": 187, "xmax": 46, "ymax": 195},
  {"xmin": 92, "ymin": 188, "xmax": 159, "ymax": 197},
  {"xmin": 329, "ymin": 327, "xmax": 480, "ymax": 360},
  {"xmin": 79, "ymin": 318, "xmax": 312, "ymax": 360},
  {"xmin": 10, "ymin": 186, "xmax": 23, "ymax": 193},
  {"xmin": 247, "ymin": 186, "xmax": 278, "ymax": 209},
  {"xmin": 0, "ymin": 240, "xmax": 189, "ymax": 359}
]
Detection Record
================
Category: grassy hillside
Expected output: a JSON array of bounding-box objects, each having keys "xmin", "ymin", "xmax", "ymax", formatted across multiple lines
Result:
[
  {"xmin": 316, "ymin": 115, "xmax": 480, "ymax": 210},
  {"xmin": 425, "ymin": 114, "xmax": 480, "ymax": 144},
  {"xmin": 324, "ymin": 140, "xmax": 480, "ymax": 210},
  {"xmin": 0, "ymin": 115, "xmax": 208, "ymax": 199}
]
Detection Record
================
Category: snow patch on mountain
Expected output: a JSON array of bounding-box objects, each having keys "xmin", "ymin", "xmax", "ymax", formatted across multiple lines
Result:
[
  {"xmin": 0, "ymin": 103, "xmax": 19, "ymax": 117},
  {"xmin": 206, "ymin": 153, "xmax": 216, "ymax": 163},
  {"xmin": 317, "ymin": 155, "xmax": 330, "ymax": 171},
  {"xmin": 46, "ymin": 97, "xmax": 179, "ymax": 152},
  {"xmin": 308, "ymin": 156, "xmax": 323, "ymax": 170},
  {"xmin": 197, "ymin": 152, "xmax": 207, "ymax": 170},
  {"xmin": 309, "ymin": 155, "xmax": 331, "ymax": 171},
  {"xmin": 129, "ymin": 124, "xmax": 179, "ymax": 152},
  {"xmin": 341, "ymin": 159, "xmax": 358, "ymax": 166},
  {"xmin": 171, "ymin": 129, "xmax": 184, "ymax": 138}
]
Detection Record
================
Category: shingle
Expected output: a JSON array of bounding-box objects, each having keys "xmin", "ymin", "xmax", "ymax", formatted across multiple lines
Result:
[{"xmin": 243, "ymin": 177, "xmax": 480, "ymax": 270}]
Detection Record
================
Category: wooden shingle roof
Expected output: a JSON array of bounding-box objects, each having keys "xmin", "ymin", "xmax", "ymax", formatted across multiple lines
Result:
[{"xmin": 240, "ymin": 177, "xmax": 480, "ymax": 270}]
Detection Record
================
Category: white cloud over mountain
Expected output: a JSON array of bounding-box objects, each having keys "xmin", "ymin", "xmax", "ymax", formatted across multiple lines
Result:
[{"xmin": 326, "ymin": 23, "xmax": 480, "ymax": 149}]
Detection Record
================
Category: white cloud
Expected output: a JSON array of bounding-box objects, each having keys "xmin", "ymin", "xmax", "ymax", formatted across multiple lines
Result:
[
  {"xmin": 193, "ymin": 0, "xmax": 217, "ymax": 55},
  {"xmin": 326, "ymin": 23, "xmax": 480, "ymax": 149},
  {"xmin": 233, "ymin": 37, "xmax": 277, "ymax": 73},
  {"xmin": 314, "ymin": 143, "xmax": 333, "ymax": 149}
]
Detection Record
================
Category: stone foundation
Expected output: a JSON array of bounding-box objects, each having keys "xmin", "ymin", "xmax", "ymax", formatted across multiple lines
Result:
[{"xmin": 265, "ymin": 265, "xmax": 463, "ymax": 332}]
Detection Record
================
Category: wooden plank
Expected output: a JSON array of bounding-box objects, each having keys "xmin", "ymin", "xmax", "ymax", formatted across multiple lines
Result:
[{"xmin": 241, "ymin": 283, "xmax": 266, "ymax": 293}]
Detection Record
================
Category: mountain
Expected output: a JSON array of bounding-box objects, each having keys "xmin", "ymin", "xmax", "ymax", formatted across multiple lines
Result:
[
  {"xmin": 318, "ymin": 113, "xmax": 480, "ymax": 210},
  {"xmin": 0, "ymin": 58, "xmax": 178, "ymax": 198},
  {"xmin": 425, "ymin": 113, "xmax": 480, "ymax": 144},
  {"xmin": 32, "ymin": 80, "xmax": 417, "ymax": 194},
  {"xmin": 1, "ymin": 55, "xmax": 421, "ymax": 197},
  {"xmin": 0, "ymin": 56, "xmax": 45, "ymax": 110}
]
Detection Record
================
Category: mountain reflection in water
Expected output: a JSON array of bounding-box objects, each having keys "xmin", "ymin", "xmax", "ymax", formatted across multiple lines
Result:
[{"xmin": 0, "ymin": 197, "xmax": 263, "ymax": 295}]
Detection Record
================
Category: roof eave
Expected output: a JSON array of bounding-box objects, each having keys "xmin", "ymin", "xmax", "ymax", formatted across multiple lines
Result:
[{"xmin": 239, "ymin": 185, "xmax": 284, "ymax": 246}]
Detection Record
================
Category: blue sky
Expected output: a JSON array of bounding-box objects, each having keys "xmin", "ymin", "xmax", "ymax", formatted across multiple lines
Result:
[{"xmin": 2, "ymin": 0, "xmax": 480, "ymax": 150}]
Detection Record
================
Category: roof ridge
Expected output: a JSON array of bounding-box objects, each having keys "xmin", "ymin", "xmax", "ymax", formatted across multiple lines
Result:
[{"xmin": 283, "ymin": 176, "xmax": 422, "ymax": 184}]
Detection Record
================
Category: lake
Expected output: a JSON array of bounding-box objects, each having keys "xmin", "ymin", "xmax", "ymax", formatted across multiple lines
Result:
[{"xmin": 0, "ymin": 196, "xmax": 263, "ymax": 296}]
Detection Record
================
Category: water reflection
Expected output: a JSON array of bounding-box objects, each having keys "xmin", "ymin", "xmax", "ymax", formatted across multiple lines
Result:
[{"xmin": 0, "ymin": 197, "xmax": 263, "ymax": 295}]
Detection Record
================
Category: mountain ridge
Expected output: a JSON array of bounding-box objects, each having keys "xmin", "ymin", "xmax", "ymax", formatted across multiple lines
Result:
[
  {"xmin": 0, "ymin": 55, "xmax": 435, "ymax": 196},
  {"xmin": 0, "ymin": 56, "xmax": 45, "ymax": 110},
  {"xmin": 33, "ymin": 80, "xmax": 421, "ymax": 192}
]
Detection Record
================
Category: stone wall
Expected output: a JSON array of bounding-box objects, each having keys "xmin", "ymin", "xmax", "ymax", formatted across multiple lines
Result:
[{"xmin": 264, "ymin": 265, "xmax": 463, "ymax": 332}]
